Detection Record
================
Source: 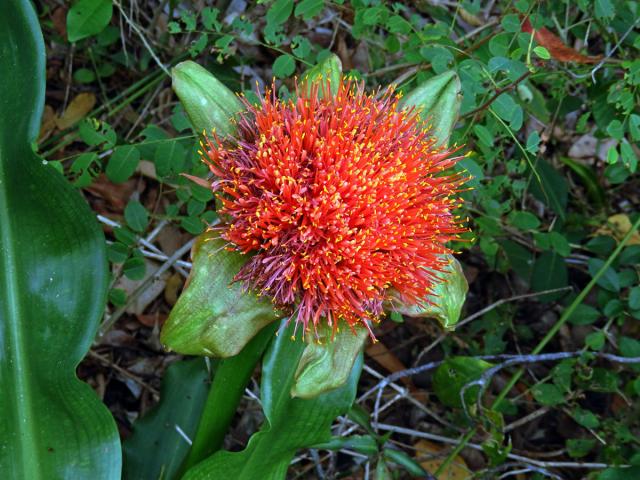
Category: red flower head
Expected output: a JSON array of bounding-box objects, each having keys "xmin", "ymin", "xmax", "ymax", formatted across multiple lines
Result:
[{"xmin": 203, "ymin": 79, "xmax": 467, "ymax": 339}]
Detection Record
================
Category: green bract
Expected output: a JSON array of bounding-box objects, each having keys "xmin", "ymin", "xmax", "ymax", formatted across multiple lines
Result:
[
  {"xmin": 292, "ymin": 324, "xmax": 369, "ymax": 399},
  {"xmin": 387, "ymin": 255, "xmax": 469, "ymax": 330},
  {"xmin": 400, "ymin": 70, "xmax": 462, "ymax": 147},
  {"xmin": 160, "ymin": 232, "xmax": 282, "ymax": 357},
  {"xmin": 300, "ymin": 53, "xmax": 343, "ymax": 97},
  {"xmin": 172, "ymin": 60, "xmax": 243, "ymax": 137}
]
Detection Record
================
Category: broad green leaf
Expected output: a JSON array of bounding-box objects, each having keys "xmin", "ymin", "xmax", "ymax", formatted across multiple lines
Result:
[
  {"xmin": 433, "ymin": 357, "xmax": 493, "ymax": 408},
  {"xmin": 0, "ymin": 1, "xmax": 120, "ymax": 477},
  {"xmin": 67, "ymin": 0, "xmax": 113, "ymax": 42},
  {"xmin": 183, "ymin": 320, "xmax": 362, "ymax": 480},
  {"xmin": 182, "ymin": 324, "xmax": 278, "ymax": 472},
  {"xmin": 400, "ymin": 70, "xmax": 462, "ymax": 147},
  {"xmin": 292, "ymin": 323, "xmax": 368, "ymax": 398},
  {"xmin": 387, "ymin": 255, "xmax": 469, "ymax": 330},
  {"xmin": 123, "ymin": 359, "xmax": 211, "ymax": 480},
  {"xmin": 160, "ymin": 231, "xmax": 281, "ymax": 357},
  {"xmin": 171, "ymin": 61, "xmax": 243, "ymax": 137}
]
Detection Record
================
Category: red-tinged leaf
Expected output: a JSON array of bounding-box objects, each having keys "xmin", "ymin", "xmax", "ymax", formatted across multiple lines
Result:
[{"xmin": 523, "ymin": 18, "xmax": 601, "ymax": 64}]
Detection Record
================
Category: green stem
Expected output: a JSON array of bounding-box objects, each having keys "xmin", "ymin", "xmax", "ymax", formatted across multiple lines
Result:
[
  {"xmin": 435, "ymin": 215, "xmax": 640, "ymax": 476},
  {"xmin": 180, "ymin": 323, "xmax": 278, "ymax": 474}
]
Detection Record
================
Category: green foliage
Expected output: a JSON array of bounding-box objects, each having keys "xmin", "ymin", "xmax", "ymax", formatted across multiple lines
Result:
[{"xmin": 0, "ymin": 1, "xmax": 120, "ymax": 476}]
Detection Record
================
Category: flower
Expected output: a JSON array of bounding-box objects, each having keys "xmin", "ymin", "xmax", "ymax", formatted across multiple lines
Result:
[{"xmin": 202, "ymin": 79, "xmax": 467, "ymax": 338}]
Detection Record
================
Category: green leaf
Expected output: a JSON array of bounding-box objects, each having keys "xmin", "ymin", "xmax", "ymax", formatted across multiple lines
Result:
[
  {"xmin": 508, "ymin": 211, "xmax": 540, "ymax": 230},
  {"xmin": 67, "ymin": 0, "xmax": 113, "ymax": 42},
  {"xmin": 532, "ymin": 252, "xmax": 568, "ymax": 302},
  {"xmin": 567, "ymin": 304, "xmax": 601, "ymax": 325},
  {"xmin": 183, "ymin": 320, "xmax": 362, "ymax": 480},
  {"xmin": 294, "ymin": 0, "xmax": 324, "ymax": 20},
  {"xmin": 598, "ymin": 467, "xmax": 640, "ymax": 480},
  {"xmin": 266, "ymin": 0, "xmax": 294, "ymax": 26},
  {"xmin": 292, "ymin": 324, "xmax": 368, "ymax": 398},
  {"xmin": 532, "ymin": 384, "xmax": 565, "ymax": 406},
  {"xmin": 594, "ymin": 0, "xmax": 615, "ymax": 20},
  {"xmin": 272, "ymin": 54, "xmax": 296, "ymax": 78},
  {"xmin": 383, "ymin": 448, "xmax": 428, "ymax": 476},
  {"xmin": 588, "ymin": 258, "xmax": 620, "ymax": 292},
  {"xmin": 154, "ymin": 139, "xmax": 186, "ymax": 177},
  {"xmin": 586, "ymin": 331, "xmax": 605, "ymax": 350},
  {"xmin": 567, "ymin": 438, "xmax": 596, "ymax": 458},
  {"xmin": 313, "ymin": 435, "xmax": 378, "ymax": 456},
  {"xmin": 182, "ymin": 325, "xmax": 277, "ymax": 472},
  {"xmin": 629, "ymin": 114, "xmax": 640, "ymax": 141},
  {"xmin": 570, "ymin": 407, "xmax": 600, "ymax": 429},
  {"xmin": 123, "ymin": 256, "xmax": 146, "ymax": 280},
  {"xmin": 171, "ymin": 61, "xmax": 243, "ymax": 137},
  {"xmin": 123, "ymin": 359, "xmax": 211, "ymax": 480},
  {"xmin": 387, "ymin": 255, "xmax": 468, "ymax": 330},
  {"xmin": 0, "ymin": 1, "xmax": 120, "ymax": 477},
  {"xmin": 433, "ymin": 357, "xmax": 493, "ymax": 408},
  {"xmin": 533, "ymin": 46, "xmax": 551, "ymax": 60},
  {"xmin": 501, "ymin": 14, "xmax": 521, "ymax": 33},
  {"xmin": 160, "ymin": 231, "xmax": 281, "ymax": 357},
  {"xmin": 400, "ymin": 70, "xmax": 462, "ymax": 147},
  {"xmin": 124, "ymin": 200, "xmax": 149, "ymax": 233},
  {"xmin": 106, "ymin": 145, "xmax": 140, "ymax": 183}
]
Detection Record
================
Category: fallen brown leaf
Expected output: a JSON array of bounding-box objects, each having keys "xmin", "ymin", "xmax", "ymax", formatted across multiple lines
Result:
[
  {"xmin": 596, "ymin": 214, "xmax": 640, "ymax": 245},
  {"xmin": 86, "ymin": 174, "xmax": 138, "ymax": 212},
  {"xmin": 414, "ymin": 440, "xmax": 470, "ymax": 479},
  {"xmin": 55, "ymin": 92, "xmax": 96, "ymax": 130},
  {"xmin": 523, "ymin": 18, "xmax": 601, "ymax": 64}
]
